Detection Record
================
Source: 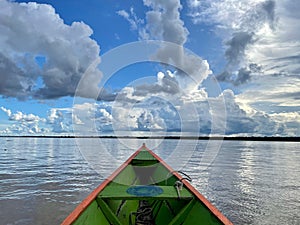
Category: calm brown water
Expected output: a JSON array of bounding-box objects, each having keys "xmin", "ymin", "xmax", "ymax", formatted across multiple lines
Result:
[{"xmin": 0, "ymin": 137, "xmax": 299, "ymax": 225}]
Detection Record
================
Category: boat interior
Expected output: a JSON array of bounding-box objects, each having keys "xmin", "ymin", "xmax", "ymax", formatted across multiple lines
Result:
[{"xmin": 72, "ymin": 150, "xmax": 223, "ymax": 225}]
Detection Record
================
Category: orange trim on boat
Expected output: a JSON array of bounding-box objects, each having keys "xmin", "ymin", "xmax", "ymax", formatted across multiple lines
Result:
[
  {"xmin": 61, "ymin": 145, "xmax": 144, "ymax": 225},
  {"xmin": 146, "ymin": 146, "xmax": 233, "ymax": 225}
]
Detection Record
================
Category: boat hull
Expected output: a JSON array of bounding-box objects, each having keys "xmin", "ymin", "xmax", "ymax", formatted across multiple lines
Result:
[{"xmin": 62, "ymin": 144, "xmax": 233, "ymax": 225}]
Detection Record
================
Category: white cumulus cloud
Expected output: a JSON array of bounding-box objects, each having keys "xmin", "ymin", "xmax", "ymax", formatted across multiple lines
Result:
[
  {"xmin": 0, "ymin": 0, "xmax": 102, "ymax": 100},
  {"xmin": 0, "ymin": 106, "xmax": 47, "ymax": 134}
]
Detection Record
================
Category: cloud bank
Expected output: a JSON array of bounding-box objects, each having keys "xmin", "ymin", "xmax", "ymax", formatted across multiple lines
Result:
[
  {"xmin": 0, "ymin": 0, "xmax": 102, "ymax": 100},
  {"xmin": 185, "ymin": 0, "xmax": 300, "ymax": 136},
  {"xmin": 0, "ymin": 106, "xmax": 47, "ymax": 134},
  {"xmin": 0, "ymin": 0, "xmax": 298, "ymax": 137},
  {"xmin": 1, "ymin": 84, "xmax": 298, "ymax": 136},
  {"xmin": 188, "ymin": 0, "xmax": 300, "ymax": 83}
]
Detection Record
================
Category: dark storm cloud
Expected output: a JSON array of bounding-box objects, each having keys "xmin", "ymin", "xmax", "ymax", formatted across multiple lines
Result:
[
  {"xmin": 216, "ymin": 0, "xmax": 276, "ymax": 85},
  {"xmin": 224, "ymin": 32, "xmax": 254, "ymax": 67},
  {"xmin": 0, "ymin": 53, "xmax": 31, "ymax": 99}
]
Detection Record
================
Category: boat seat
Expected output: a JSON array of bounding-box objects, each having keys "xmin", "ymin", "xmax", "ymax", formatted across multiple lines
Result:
[{"xmin": 98, "ymin": 184, "xmax": 194, "ymax": 200}]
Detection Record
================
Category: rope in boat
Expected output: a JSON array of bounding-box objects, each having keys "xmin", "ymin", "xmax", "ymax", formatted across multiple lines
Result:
[
  {"xmin": 174, "ymin": 180, "xmax": 183, "ymax": 199},
  {"xmin": 165, "ymin": 170, "xmax": 192, "ymax": 185},
  {"xmin": 126, "ymin": 170, "xmax": 192, "ymax": 224},
  {"xmin": 129, "ymin": 200, "xmax": 155, "ymax": 225},
  {"xmin": 176, "ymin": 171, "xmax": 192, "ymax": 182},
  {"xmin": 164, "ymin": 170, "xmax": 192, "ymax": 199}
]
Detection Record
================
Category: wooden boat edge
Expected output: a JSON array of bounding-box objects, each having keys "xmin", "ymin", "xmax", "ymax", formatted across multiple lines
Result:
[
  {"xmin": 145, "ymin": 145, "xmax": 234, "ymax": 225},
  {"xmin": 61, "ymin": 144, "xmax": 144, "ymax": 225}
]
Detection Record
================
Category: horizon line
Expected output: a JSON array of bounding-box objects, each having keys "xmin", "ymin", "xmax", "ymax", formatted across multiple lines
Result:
[{"xmin": 0, "ymin": 135, "xmax": 299, "ymax": 142}]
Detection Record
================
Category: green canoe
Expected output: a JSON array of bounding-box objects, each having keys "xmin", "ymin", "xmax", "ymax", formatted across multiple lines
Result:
[{"xmin": 62, "ymin": 144, "xmax": 233, "ymax": 225}]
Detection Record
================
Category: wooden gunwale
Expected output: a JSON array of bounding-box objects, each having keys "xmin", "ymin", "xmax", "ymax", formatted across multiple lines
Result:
[
  {"xmin": 143, "ymin": 145, "xmax": 233, "ymax": 225},
  {"xmin": 61, "ymin": 144, "xmax": 144, "ymax": 225}
]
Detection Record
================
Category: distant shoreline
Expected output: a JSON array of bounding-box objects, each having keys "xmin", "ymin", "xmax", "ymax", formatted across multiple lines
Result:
[{"xmin": 0, "ymin": 135, "xmax": 299, "ymax": 142}]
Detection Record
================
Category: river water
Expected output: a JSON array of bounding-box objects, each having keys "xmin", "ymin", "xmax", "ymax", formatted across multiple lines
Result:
[{"xmin": 0, "ymin": 137, "xmax": 299, "ymax": 225}]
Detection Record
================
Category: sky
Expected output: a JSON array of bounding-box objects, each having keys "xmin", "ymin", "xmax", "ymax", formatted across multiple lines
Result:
[{"xmin": 0, "ymin": 0, "xmax": 299, "ymax": 136}]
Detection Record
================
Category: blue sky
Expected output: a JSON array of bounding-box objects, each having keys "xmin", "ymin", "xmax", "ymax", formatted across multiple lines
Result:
[{"xmin": 0, "ymin": 0, "xmax": 299, "ymax": 136}]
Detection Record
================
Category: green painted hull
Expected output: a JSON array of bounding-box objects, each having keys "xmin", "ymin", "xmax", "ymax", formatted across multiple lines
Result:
[{"xmin": 62, "ymin": 144, "xmax": 233, "ymax": 225}]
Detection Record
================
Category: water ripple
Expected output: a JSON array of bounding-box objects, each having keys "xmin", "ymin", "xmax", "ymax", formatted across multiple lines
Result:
[{"xmin": 0, "ymin": 138, "xmax": 299, "ymax": 225}]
